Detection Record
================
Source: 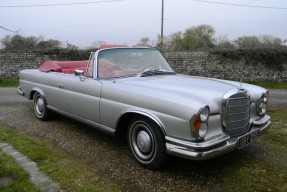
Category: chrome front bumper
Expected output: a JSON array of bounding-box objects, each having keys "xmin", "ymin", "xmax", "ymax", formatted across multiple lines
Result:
[{"xmin": 165, "ymin": 115, "xmax": 271, "ymax": 160}]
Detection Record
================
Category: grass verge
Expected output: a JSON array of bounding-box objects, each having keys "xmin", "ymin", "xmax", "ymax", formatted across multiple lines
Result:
[
  {"xmin": 0, "ymin": 125, "xmax": 127, "ymax": 192},
  {"xmin": 0, "ymin": 79, "xmax": 19, "ymax": 87},
  {"xmin": 219, "ymin": 108, "xmax": 287, "ymax": 191},
  {"xmin": 247, "ymin": 80, "xmax": 287, "ymax": 89},
  {"xmin": 0, "ymin": 150, "xmax": 40, "ymax": 191}
]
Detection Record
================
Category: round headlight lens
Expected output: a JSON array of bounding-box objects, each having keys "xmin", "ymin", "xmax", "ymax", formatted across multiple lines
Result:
[
  {"xmin": 262, "ymin": 103, "xmax": 267, "ymax": 115},
  {"xmin": 199, "ymin": 107, "xmax": 210, "ymax": 122},
  {"xmin": 192, "ymin": 106, "xmax": 210, "ymax": 140},
  {"xmin": 199, "ymin": 123, "xmax": 208, "ymax": 138},
  {"xmin": 257, "ymin": 92, "xmax": 268, "ymax": 116}
]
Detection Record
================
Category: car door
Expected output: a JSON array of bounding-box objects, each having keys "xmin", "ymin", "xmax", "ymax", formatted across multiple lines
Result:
[{"xmin": 48, "ymin": 74, "xmax": 102, "ymax": 124}]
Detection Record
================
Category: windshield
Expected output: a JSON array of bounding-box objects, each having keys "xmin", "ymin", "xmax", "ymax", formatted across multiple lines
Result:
[{"xmin": 97, "ymin": 48, "xmax": 174, "ymax": 78}]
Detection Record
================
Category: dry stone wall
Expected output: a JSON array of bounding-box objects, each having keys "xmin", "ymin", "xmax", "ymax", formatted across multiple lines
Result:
[
  {"xmin": 0, "ymin": 52, "xmax": 49, "ymax": 78},
  {"xmin": 163, "ymin": 51, "xmax": 287, "ymax": 81},
  {"xmin": 0, "ymin": 51, "xmax": 286, "ymax": 81}
]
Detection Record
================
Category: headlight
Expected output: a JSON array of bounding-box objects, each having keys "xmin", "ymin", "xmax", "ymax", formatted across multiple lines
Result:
[
  {"xmin": 256, "ymin": 92, "xmax": 268, "ymax": 116},
  {"xmin": 200, "ymin": 107, "xmax": 209, "ymax": 121},
  {"xmin": 191, "ymin": 106, "xmax": 210, "ymax": 140}
]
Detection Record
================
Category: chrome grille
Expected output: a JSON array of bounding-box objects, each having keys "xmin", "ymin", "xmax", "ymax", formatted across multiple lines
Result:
[{"xmin": 223, "ymin": 90, "xmax": 251, "ymax": 137}]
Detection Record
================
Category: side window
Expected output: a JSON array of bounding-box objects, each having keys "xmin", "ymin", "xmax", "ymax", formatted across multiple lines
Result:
[{"xmin": 86, "ymin": 53, "xmax": 95, "ymax": 77}]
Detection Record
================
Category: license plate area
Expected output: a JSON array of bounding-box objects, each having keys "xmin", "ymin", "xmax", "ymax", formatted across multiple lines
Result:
[{"xmin": 238, "ymin": 129, "xmax": 259, "ymax": 149}]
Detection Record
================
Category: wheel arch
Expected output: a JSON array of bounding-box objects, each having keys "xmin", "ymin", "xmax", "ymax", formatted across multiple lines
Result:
[
  {"xmin": 115, "ymin": 110, "xmax": 166, "ymax": 139},
  {"xmin": 29, "ymin": 88, "xmax": 45, "ymax": 100}
]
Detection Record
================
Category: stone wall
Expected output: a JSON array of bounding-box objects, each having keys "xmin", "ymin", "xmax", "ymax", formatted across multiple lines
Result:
[
  {"xmin": 0, "ymin": 51, "xmax": 286, "ymax": 81},
  {"xmin": 0, "ymin": 52, "xmax": 49, "ymax": 78},
  {"xmin": 163, "ymin": 51, "xmax": 287, "ymax": 81}
]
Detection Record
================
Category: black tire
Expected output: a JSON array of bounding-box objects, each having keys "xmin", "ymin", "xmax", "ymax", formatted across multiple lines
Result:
[
  {"xmin": 128, "ymin": 116, "xmax": 167, "ymax": 170},
  {"xmin": 33, "ymin": 92, "xmax": 51, "ymax": 121}
]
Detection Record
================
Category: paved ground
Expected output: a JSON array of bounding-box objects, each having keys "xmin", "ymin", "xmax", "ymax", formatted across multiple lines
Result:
[{"xmin": 0, "ymin": 88, "xmax": 286, "ymax": 191}]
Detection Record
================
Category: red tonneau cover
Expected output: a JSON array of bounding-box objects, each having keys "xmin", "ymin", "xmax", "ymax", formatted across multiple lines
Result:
[{"xmin": 39, "ymin": 60, "xmax": 88, "ymax": 73}]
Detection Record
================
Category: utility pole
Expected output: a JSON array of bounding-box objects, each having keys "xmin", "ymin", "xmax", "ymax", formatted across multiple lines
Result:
[{"xmin": 160, "ymin": 0, "xmax": 164, "ymax": 49}]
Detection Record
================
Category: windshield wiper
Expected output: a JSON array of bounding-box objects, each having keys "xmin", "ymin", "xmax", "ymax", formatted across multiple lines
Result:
[{"xmin": 139, "ymin": 70, "xmax": 176, "ymax": 77}]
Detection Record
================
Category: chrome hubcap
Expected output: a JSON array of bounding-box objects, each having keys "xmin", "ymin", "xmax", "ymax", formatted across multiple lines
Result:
[
  {"xmin": 130, "ymin": 122, "xmax": 155, "ymax": 161},
  {"xmin": 35, "ymin": 97, "xmax": 44, "ymax": 115},
  {"xmin": 137, "ymin": 131, "xmax": 152, "ymax": 153}
]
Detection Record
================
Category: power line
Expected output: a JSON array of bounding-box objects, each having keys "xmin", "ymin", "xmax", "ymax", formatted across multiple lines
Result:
[
  {"xmin": 0, "ymin": 25, "xmax": 18, "ymax": 33},
  {"xmin": 192, "ymin": 0, "xmax": 287, "ymax": 10},
  {"xmin": 0, "ymin": 0, "xmax": 125, "ymax": 8}
]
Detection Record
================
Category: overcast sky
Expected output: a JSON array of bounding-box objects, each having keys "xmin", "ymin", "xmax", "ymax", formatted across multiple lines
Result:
[{"xmin": 1, "ymin": 0, "xmax": 286, "ymax": 48}]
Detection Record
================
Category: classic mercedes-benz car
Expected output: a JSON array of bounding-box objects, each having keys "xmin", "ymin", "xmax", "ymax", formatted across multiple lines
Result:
[{"xmin": 18, "ymin": 47, "xmax": 271, "ymax": 169}]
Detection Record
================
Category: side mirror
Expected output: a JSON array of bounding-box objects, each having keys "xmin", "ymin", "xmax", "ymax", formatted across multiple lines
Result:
[
  {"xmin": 74, "ymin": 70, "xmax": 85, "ymax": 81},
  {"xmin": 74, "ymin": 69, "xmax": 84, "ymax": 76}
]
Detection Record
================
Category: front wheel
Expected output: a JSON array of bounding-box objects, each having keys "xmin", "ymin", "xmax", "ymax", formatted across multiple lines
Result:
[
  {"xmin": 128, "ymin": 117, "xmax": 167, "ymax": 170},
  {"xmin": 33, "ymin": 92, "xmax": 51, "ymax": 121}
]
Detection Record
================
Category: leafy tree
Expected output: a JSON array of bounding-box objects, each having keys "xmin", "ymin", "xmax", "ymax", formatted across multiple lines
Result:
[
  {"xmin": 192, "ymin": 24, "xmax": 215, "ymax": 49},
  {"xmin": 235, "ymin": 36, "xmax": 262, "ymax": 48},
  {"xmin": 138, "ymin": 37, "xmax": 154, "ymax": 47},
  {"xmin": 234, "ymin": 35, "xmax": 283, "ymax": 48},
  {"xmin": 168, "ymin": 31, "xmax": 183, "ymax": 51},
  {"xmin": 139, "ymin": 24, "xmax": 284, "ymax": 50},
  {"xmin": 1, "ymin": 35, "xmax": 38, "ymax": 50},
  {"xmin": 0, "ymin": 34, "xmax": 62, "ymax": 50},
  {"xmin": 66, "ymin": 41, "xmax": 78, "ymax": 50},
  {"xmin": 161, "ymin": 24, "xmax": 216, "ymax": 51},
  {"xmin": 215, "ymin": 35, "xmax": 236, "ymax": 49},
  {"xmin": 260, "ymin": 35, "xmax": 282, "ymax": 48},
  {"xmin": 36, "ymin": 39, "xmax": 62, "ymax": 49}
]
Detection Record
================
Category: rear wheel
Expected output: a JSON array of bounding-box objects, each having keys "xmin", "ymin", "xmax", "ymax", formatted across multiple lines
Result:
[
  {"xmin": 33, "ymin": 92, "xmax": 51, "ymax": 121},
  {"xmin": 128, "ymin": 117, "xmax": 167, "ymax": 170}
]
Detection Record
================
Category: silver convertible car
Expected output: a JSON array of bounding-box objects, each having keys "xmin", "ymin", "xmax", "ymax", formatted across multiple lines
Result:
[{"xmin": 18, "ymin": 47, "xmax": 271, "ymax": 169}]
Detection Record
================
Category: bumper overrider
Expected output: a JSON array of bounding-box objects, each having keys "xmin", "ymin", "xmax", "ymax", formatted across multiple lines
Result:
[
  {"xmin": 17, "ymin": 86, "xmax": 25, "ymax": 96},
  {"xmin": 165, "ymin": 115, "xmax": 271, "ymax": 160}
]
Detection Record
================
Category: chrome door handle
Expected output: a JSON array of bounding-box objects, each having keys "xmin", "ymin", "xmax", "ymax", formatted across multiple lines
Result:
[{"xmin": 57, "ymin": 84, "xmax": 65, "ymax": 89}]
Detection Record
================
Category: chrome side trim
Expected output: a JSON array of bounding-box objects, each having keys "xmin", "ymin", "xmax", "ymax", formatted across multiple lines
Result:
[
  {"xmin": 118, "ymin": 110, "xmax": 166, "ymax": 136},
  {"xmin": 31, "ymin": 88, "xmax": 45, "ymax": 98},
  {"xmin": 47, "ymin": 105, "xmax": 115, "ymax": 135}
]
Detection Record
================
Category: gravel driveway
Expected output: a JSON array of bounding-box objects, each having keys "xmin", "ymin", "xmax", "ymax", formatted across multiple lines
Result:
[{"xmin": 0, "ymin": 88, "xmax": 286, "ymax": 191}]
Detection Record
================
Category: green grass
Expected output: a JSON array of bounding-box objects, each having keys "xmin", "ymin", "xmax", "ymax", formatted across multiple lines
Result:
[
  {"xmin": 247, "ymin": 80, "xmax": 287, "ymax": 89},
  {"xmin": 219, "ymin": 108, "xmax": 287, "ymax": 191},
  {"xmin": 0, "ymin": 125, "xmax": 128, "ymax": 191},
  {"xmin": 0, "ymin": 79, "xmax": 19, "ymax": 87},
  {"xmin": 0, "ymin": 150, "xmax": 40, "ymax": 192}
]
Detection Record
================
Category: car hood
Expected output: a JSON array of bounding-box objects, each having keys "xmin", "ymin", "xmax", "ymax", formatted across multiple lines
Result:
[{"xmin": 109, "ymin": 74, "xmax": 243, "ymax": 114}]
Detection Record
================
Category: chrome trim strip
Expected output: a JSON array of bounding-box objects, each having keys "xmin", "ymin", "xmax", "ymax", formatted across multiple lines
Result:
[{"xmin": 118, "ymin": 110, "xmax": 166, "ymax": 136}]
